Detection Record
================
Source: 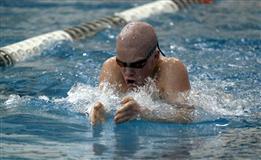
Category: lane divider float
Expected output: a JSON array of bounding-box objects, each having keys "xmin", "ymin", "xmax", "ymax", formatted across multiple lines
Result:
[{"xmin": 0, "ymin": 0, "xmax": 212, "ymax": 68}]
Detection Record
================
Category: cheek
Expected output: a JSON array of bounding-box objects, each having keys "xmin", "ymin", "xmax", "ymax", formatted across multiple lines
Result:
[
  {"xmin": 120, "ymin": 68, "xmax": 124, "ymax": 75},
  {"xmin": 145, "ymin": 63, "xmax": 153, "ymax": 73},
  {"xmin": 137, "ymin": 71, "xmax": 145, "ymax": 78},
  {"xmin": 120, "ymin": 68, "xmax": 139, "ymax": 77},
  {"xmin": 138, "ymin": 67, "xmax": 150, "ymax": 79}
]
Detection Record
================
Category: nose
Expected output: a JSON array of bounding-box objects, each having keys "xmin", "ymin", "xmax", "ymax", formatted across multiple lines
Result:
[{"xmin": 123, "ymin": 67, "xmax": 135, "ymax": 77}]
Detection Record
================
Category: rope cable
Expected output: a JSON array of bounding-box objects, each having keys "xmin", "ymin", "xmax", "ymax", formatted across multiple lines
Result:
[{"xmin": 0, "ymin": 0, "xmax": 212, "ymax": 68}]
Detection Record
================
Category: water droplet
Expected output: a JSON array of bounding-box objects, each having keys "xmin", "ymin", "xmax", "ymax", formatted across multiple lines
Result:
[{"xmin": 108, "ymin": 35, "xmax": 115, "ymax": 39}]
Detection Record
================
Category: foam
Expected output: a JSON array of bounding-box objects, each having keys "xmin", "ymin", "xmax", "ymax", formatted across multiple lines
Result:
[
  {"xmin": 1, "ymin": 78, "xmax": 252, "ymax": 123},
  {"xmin": 63, "ymin": 78, "xmax": 250, "ymax": 123}
]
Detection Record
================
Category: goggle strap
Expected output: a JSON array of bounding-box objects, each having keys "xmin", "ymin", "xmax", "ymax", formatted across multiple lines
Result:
[{"xmin": 157, "ymin": 42, "xmax": 166, "ymax": 57}]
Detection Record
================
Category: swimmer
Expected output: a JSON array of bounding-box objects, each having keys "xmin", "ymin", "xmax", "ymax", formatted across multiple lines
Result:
[{"xmin": 89, "ymin": 21, "xmax": 193, "ymax": 125}]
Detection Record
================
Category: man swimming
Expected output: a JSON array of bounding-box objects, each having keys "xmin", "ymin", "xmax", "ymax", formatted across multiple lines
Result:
[{"xmin": 89, "ymin": 21, "xmax": 192, "ymax": 125}]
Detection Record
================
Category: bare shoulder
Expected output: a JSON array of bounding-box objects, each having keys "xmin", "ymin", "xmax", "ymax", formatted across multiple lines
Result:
[
  {"xmin": 102, "ymin": 56, "xmax": 117, "ymax": 68},
  {"xmin": 99, "ymin": 56, "xmax": 124, "ymax": 87},
  {"xmin": 157, "ymin": 56, "xmax": 190, "ymax": 93},
  {"xmin": 100, "ymin": 56, "xmax": 118, "ymax": 77},
  {"xmin": 159, "ymin": 57, "xmax": 187, "ymax": 73}
]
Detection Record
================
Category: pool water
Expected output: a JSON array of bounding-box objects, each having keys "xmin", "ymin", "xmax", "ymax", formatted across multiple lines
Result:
[{"xmin": 1, "ymin": 0, "xmax": 260, "ymax": 159}]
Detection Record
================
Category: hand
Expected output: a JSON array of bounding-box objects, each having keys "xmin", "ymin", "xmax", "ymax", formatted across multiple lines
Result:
[
  {"xmin": 89, "ymin": 102, "xmax": 106, "ymax": 125},
  {"xmin": 114, "ymin": 97, "xmax": 141, "ymax": 124}
]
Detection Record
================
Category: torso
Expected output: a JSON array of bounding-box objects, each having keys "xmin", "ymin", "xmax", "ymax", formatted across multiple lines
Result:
[{"xmin": 99, "ymin": 56, "xmax": 190, "ymax": 103}]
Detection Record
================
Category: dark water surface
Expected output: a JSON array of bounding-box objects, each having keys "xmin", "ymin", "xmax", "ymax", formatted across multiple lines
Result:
[{"xmin": 1, "ymin": 0, "xmax": 260, "ymax": 159}]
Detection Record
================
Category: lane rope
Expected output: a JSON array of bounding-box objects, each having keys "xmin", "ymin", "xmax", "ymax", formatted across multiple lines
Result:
[{"xmin": 0, "ymin": 0, "xmax": 212, "ymax": 68}]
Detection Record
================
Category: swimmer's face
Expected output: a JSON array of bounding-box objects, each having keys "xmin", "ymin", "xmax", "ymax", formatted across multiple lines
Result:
[
  {"xmin": 116, "ymin": 21, "xmax": 159, "ymax": 89},
  {"xmin": 116, "ymin": 45, "xmax": 158, "ymax": 89}
]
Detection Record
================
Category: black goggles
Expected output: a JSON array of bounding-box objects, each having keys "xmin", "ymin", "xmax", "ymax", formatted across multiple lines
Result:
[{"xmin": 116, "ymin": 43, "xmax": 165, "ymax": 69}]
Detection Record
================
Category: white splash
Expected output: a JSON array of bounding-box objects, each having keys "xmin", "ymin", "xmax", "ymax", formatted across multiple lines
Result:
[
  {"xmin": 188, "ymin": 78, "xmax": 247, "ymax": 117},
  {"xmin": 64, "ymin": 82, "xmax": 120, "ymax": 114},
  {"xmin": 4, "ymin": 94, "xmax": 23, "ymax": 108},
  {"xmin": 62, "ymin": 78, "xmax": 249, "ymax": 122}
]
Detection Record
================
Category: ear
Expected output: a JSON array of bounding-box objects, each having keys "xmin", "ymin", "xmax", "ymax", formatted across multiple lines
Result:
[{"xmin": 154, "ymin": 50, "xmax": 160, "ymax": 59}]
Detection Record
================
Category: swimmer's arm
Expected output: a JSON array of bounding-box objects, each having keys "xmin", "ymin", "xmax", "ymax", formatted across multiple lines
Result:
[
  {"xmin": 99, "ymin": 57, "xmax": 124, "ymax": 91},
  {"xmin": 114, "ymin": 96, "xmax": 194, "ymax": 124},
  {"xmin": 140, "ymin": 59, "xmax": 193, "ymax": 123},
  {"xmin": 163, "ymin": 59, "xmax": 193, "ymax": 122},
  {"xmin": 161, "ymin": 59, "xmax": 191, "ymax": 103},
  {"xmin": 87, "ymin": 58, "xmax": 114, "ymax": 125},
  {"xmin": 139, "ymin": 102, "xmax": 194, "ymax": 123},
  {"xmin": 89, "ymin": 57, "xmax": 124, "ymax": 125}
]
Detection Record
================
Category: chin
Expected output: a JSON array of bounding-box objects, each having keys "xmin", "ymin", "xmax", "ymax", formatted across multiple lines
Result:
[
  {"xmin": 127, "ymin": 82, "xmax": 144, "ymax": 90},
  {"xmin": 127, "ymin": 83, "xmax": 137, "ymax": 89}
]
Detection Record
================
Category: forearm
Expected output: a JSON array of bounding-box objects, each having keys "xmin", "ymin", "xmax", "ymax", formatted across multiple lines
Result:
[{"xmin": 140, "ymin": 103, "xmax": 194, "ymax": 123}]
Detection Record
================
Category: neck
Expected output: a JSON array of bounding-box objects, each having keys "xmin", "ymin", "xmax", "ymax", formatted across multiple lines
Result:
[{"xmin": 150, "ymin": 56, "xmax": 161, "ymax": 79}]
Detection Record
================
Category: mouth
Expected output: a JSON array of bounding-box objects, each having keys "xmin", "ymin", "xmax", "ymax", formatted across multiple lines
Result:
[
  {"xmin": 127, "ymin": 79, "xmax": 135, "ymax": 83},
  {"xmin": 126, "ymin": 79, "xmax": 136, "ymax": 86}
]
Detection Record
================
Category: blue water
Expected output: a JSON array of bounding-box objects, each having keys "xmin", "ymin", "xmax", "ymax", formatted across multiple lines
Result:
[{"xmin": 1, "ymin": 0, "xmax": 260, "ymax": 159}]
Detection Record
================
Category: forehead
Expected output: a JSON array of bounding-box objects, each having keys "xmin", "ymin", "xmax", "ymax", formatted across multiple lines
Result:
[
  {"xmin": 116, "ymin": 46, "xmax": 150, "ymax": 62},
  {"xmin": 116, "ymin": 38, "xmax": 155, "ymax": 62},
  {"xmin": 116, "ymin": 23, "xmax": 158, "ymax": 62}
]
